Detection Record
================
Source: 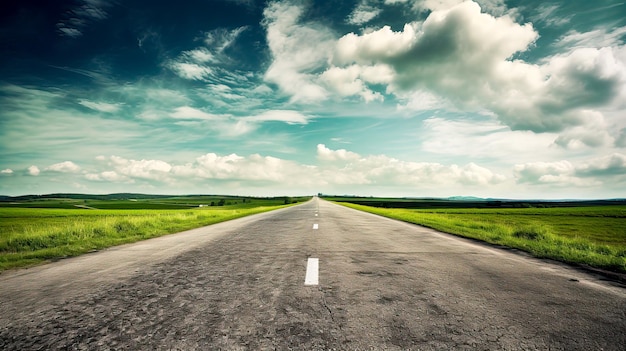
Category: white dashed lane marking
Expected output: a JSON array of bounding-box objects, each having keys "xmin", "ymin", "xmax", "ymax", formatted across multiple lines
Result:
[
  {"xmin": 304, "ymin": 258, "xmax": 319, "ymax": 286},
  {"xmin": 313, "ymin": 223, "xmax": 319, "ymax": 230}
]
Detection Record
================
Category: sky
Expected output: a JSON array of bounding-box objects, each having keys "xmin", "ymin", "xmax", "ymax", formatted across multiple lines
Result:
[{"xmin": 1, "ymin": 0, "xmax": 625, "ymax": 198}]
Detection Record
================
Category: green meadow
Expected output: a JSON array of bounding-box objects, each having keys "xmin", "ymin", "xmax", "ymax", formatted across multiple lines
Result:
[
  {"xmin": 0, "ymin": 196, "xmax": 308, "ymax": 271},
  {"xmin": 338, "ymin": 203, "xmax": 626, "ymax": 273}
]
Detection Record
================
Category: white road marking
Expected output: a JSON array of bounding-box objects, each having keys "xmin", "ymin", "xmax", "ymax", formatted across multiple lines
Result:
[
  {"xmin": 315, "ymin": 213, "xmax": 318, "ymax": 216},
  {"xmin": 304, "ymin": 258, "xmax": 319, "ymax": 286},
  {"xmin": 313, "ymin": 223, "xmax": 319, "ymax": 229}
]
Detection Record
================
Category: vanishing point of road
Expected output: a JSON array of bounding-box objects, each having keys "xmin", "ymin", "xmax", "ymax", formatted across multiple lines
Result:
[{"xmin": 1, "ymin": 198, "xmax": 624, "ymax": 350}]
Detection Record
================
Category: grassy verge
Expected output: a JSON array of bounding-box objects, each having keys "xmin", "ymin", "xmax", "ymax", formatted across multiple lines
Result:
[
  {"xmin": 0, "ymin": 204, "xmax": 289, "ymax": 271},
  {"xmin": 338, "ymin": 203, "xmax": 626, "ymax": 273}
]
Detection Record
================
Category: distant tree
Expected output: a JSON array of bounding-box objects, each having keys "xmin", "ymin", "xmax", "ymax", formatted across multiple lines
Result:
[
  {"xmin": 218, "ymin": 199, "xmax": 225, "ymax": 206},
  {"xmin": 210, "ymin": 201, "xmax": 215, "ymax": 206}
]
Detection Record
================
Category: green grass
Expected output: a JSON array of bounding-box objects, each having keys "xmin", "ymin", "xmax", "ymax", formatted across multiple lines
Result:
[
  {"xmin": 338, "ymin": 203, "xmax": 626, "ymax": 273},
  {"xmin": 0, "ymin": 202, "xmax": 295, "ymax": 271},
  {"xmin": 0, "ymin": 195, "xmax": 309, "ymax": 210}
]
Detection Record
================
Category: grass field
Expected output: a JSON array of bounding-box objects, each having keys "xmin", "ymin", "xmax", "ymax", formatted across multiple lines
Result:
[
  {"xmin": 0, "ymin": 195, "xmax": 303, "ymax": 209},
  {"xmin": 0, "ymin": 196, "xmax": 309, "ymax": 271},
  {"xmin": 338, "ymin": 203, "xmax": 626, "ymax": 273}
]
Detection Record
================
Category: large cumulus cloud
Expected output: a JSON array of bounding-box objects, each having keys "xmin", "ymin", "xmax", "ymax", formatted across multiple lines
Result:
[
  {"xmin": 332, "ymin": 1, "xmax": 626, "ymax": 136},
  {"xmin": 262, "ymin": 0, "xmax": 626, "ymax": 148}
]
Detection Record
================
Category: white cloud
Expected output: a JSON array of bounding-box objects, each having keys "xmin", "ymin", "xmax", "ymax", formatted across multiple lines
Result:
[
  {"xmin": 331, "ymin": 0, "xmax": 542, "ymax": 115},
  {"xmin": 78, "ymin": 99, "xmax": 121, "ymax": 113},
  {"xmin": 47, "ymin": 161, "xmax": 81, "ymax": 173},
  {"xmin": 262, "ymin": 0, "xmax": 334, "ymax": 102},
  {"xmin": 320, "ymin": 65, "xmax": 388, "ymax": 102},
  {"xmin": 142, "ymin": 88, "xmax": 191, "ymax": 105},
  {"xmin": 203, "ymin": 26, "xmax": 248, "ymax": 53},
  {"xmin": 245, "ymin": 110, "xmax": 309, "ymax": 124},
  {"xmin": 385, "ymin": 0, "xmax": 507, "ymax": 15},
  {"xmin": 420, "ymin": 117, "xmax": 559, "ymax": 163},
  {"xmin": 317, "ymin": 144, "xmax": 361, "ymax": 162},
  {"xmin": 513, "ymin": 160, "xmax": 598, "ymax": 187},
  {"xmin": 182, "ymin": 48, "xmax": 216, "ymax": 64},
  {"xmin": 69, "ymin": 145, "xmax": 507, "ymax": 193},
  {"xmin": 171, "ymin": 152, "xmax": 314, "ymax": 185},
  {"xmin": 553, "ymin": 111, "xmax": 614, "ymax": 149},
  {"xmin": 514, "ymin": 153, "xmax": 626, "ymax": 187},
  {"xmin": 28, "ymin": 165, "xmax": 40, "ymax": 176},
  {"xmin": 335, "ymin": 1, "xmax": 538, "ymax": 88},
  {"xmin": 7, "ymin": 144, "xmax": 623, "ymax": 197},
  {"xmin": 167, "ymin": 108, "xmax": 309, "ymax": 137},
  {"xmin": 166, "ymin": 27, "xmax": 247, "ymax": 81},
  {"xmin": 97, "ymin": 156, "xmax": 173, "ymax": 182},
  {"xmin": 557, "ymin": 26, "xmax": 626, "ymax": 51},
  {"xmin": 530, "ymin": 4, "xmax": 571, "ymax": 27},
  {"xmin": 577, "ymin": 153, "xmax": 626, "ymax": 177},
  {"xmin": 396, "ymin": 90, "xmax": 451, "ymax": 111},
  {"xmin": 260, "ymin": 0, "xmax": 622, "ymax": 145},
  {"xmin": 514, "ymin": 160, "xmax": 575, "ymax": 183},
  {"xmin": 217, "ymin": 120, "xmax": 256, "ymax": 137},
  {"xmin": 541, "ymin": 47, "xmax": 626, "ymax": 110},
  {"xmin": 0, "ymin": 85, "xmax": 148, "ymax": 165},
  {"xmin": 347, "ymin": 0, "xmax": 382, "ymax": 25},
  {"xmin": 330, "ymin": 1, "xmax": 626, "ymax": 140},
  {"xmin": 167, "ymin": 62, "xmax": 213, "ymax": 80},
  {"xmin": 170, "ymin": 106, "xmax": 223, "ymax": 120},
  {"xmin": 316, "ymin": 144, "xmax": 506, "ymax": 187},
  {"xmin": 85, "ymin": 171, "xmax": 129, "ymax": 182}
]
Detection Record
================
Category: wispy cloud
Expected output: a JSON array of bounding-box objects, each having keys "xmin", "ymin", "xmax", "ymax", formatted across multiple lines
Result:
[
  {"xmin": 57, "ymin": 0, "xmax": 113, "ymax": 38},
  {"xmin": 347, "ymin": 0, "xmax": 382, "ymax": 25},
  {"xmin": 78, "ymin": 99, "xmax": 121, "ymax": 113},
  {"xmin": 244, "ymin": 110, "xmax": 309, "ymax": 125},
  {"xmin": 529, "ymin": 4, "xmax": 571, "ymax": 27},
  {"xmin": 166, "ymin": 26, "xmax": 247, "ymax": 82},
  {"xmin": 557, "ymin": 26, "xmax": 626, "ymax": 50},
  {"xmin": 170, "ymin": 106, "xmax": 223, "ymax": 120}
]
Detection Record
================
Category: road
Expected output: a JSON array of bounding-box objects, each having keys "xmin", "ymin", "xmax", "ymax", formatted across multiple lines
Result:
[{"xmin": 1, "ymin": 198, "xmax": 624, "ymax": 350}]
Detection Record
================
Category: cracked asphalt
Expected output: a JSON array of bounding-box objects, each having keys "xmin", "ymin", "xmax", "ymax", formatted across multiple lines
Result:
[{"xmin": 1, "ymin": 198, "xmax": 625, "ymax": 350}]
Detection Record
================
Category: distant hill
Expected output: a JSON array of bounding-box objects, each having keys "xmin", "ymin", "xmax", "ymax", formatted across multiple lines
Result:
[
  {"xmin": 0, "ymin": 193, "xmax": 300, "ymax": 202},
  {"xmin": 0, "ymin": 193, "xmax": 176, "ymax": 202},
  {"xmin": 447, "ymin": 196, "xmax": 486, "ymax": 201}
]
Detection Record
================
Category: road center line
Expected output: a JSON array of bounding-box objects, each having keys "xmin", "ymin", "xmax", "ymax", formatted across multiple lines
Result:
[
  {"xmin": 313, "ymin": 223, "xmax": 319, "ymax": 229},
  {"xmin": 304, "ymin": 258, "xmax": 319, "ymax": 286}
]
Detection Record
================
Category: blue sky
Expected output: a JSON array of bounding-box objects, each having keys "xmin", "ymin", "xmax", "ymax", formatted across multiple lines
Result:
[{"xmin": 1, "ymin": 0, "xmax": 625, "ymax": 198}]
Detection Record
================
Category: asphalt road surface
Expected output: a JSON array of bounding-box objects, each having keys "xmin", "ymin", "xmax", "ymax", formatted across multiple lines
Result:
[{"xmin": 1, "ymin": 198, "xmax": 624, "ymax": 350}]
